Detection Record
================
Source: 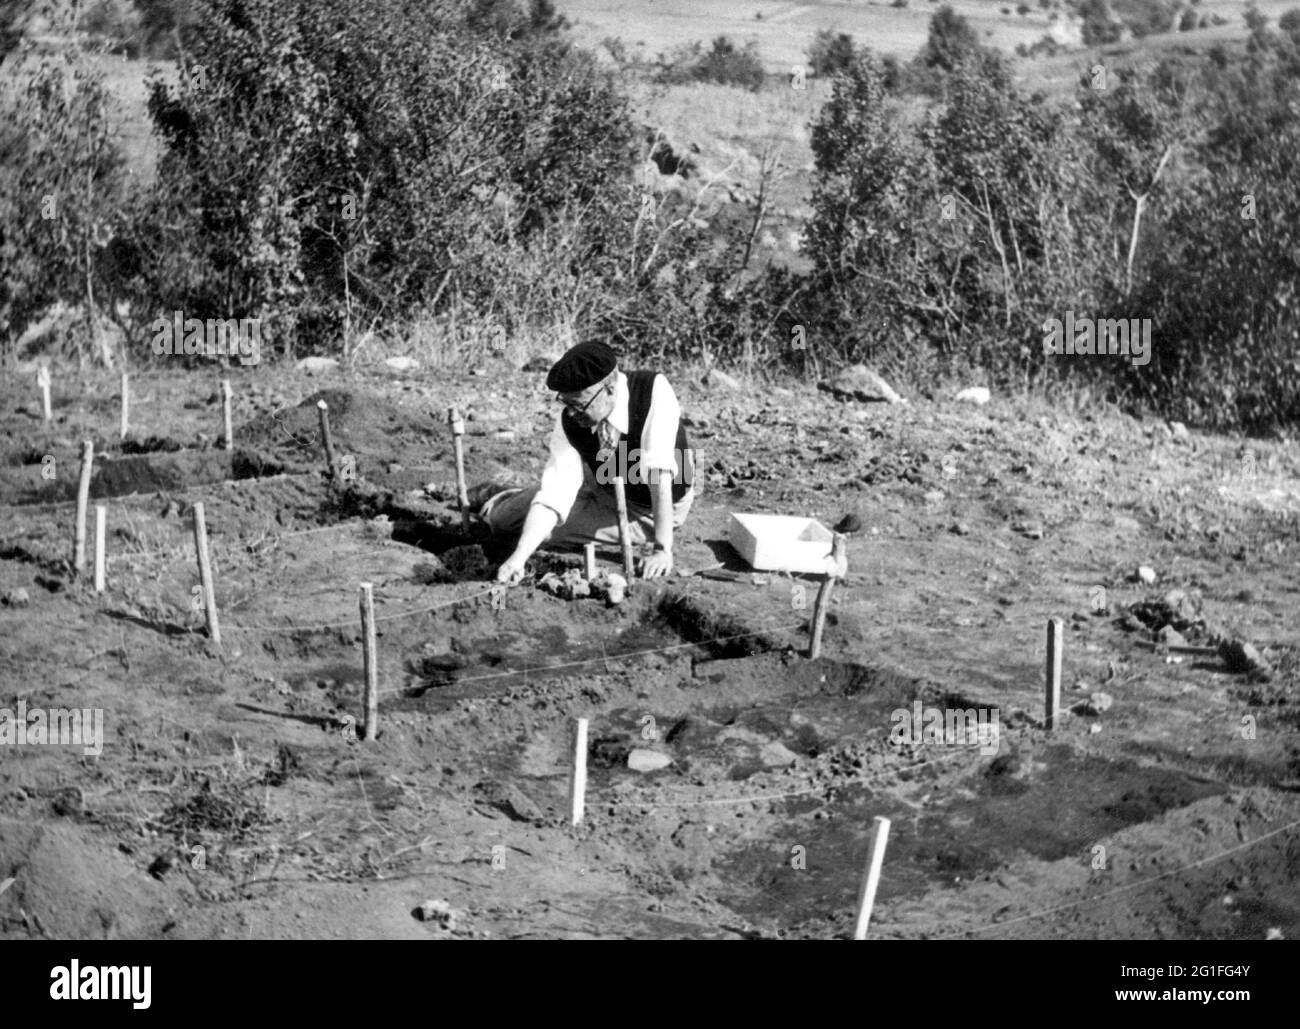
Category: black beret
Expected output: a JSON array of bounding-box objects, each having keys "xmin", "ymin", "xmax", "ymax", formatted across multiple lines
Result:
[{"xmin": 546, "ymin": 341, "xmax": 617, "ymax": 393}]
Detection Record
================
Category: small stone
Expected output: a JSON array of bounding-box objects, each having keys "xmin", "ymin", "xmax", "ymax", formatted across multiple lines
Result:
[
  {"xmin": 415, "ymin": 898, "xmax": 459, "ymax": 929},
  {"xmin": 1169, "ymin": 421, "xmax": 1189, "ymax": 441},
  {"xmin": 1089, "ymin": 723, "xmax": 1103, "ymax": 734},
  {"xmin": 834, "ymin": 513, "xmax": 863, "ymax": 534},
  {"xmin": 1013, "ymin": 521, "xmax": 1044, "ymax": 540},
  {"xmin": 1266, "ymin": 928, "xmax": 1285, "ymax": 940},
  {"xmin": 758, "ymin": 741, "xmax": 799, "ymax": 768},
  {"xmin": 1219, "ymin": 639, "xmax": 1269, "ymax": 675},
  {"xmin": 822, "ymin": 364, "xmax": 903, "ymax": 404},
  {"xmin": 1156, "ymin": 625, "xmax": 1186, "ymax": 647},
  {"xmin": 628, "ymin": 749, "xmax": 672, "ymax": 772},
  {"xmin": 384, "ymin": 356, "xmax": 420, "ymax": 372},
  {"xmin": 2, "ymin": 587, "xmax": 30, "ymax": 608},
  {"xmin": 1089, "ymin": 691, "xmax": 1114, "ymax": 713},
  {"xmin": 950, "ymin": 521, "xmax": 971, "ymax": 536},
  {"xmin": 923, "ymin": 489, "xmax": 945, "ymax": 505},
  {"xmin": 955, "ymin": 386, "xmax": 990, "ymax": 405},
  {"xmin": 295, "ymin": 356, "xmax": 338, "ymax": 373},
  {"xmin": 605, "ymin": 572, "xmax": 628, "ymax": 606},
  {"xmin": 1136, "ymin": 566, "xmax": 1157, "ymax": 585},
  {"xmin": 702, "ymin": 367, "xmax": 741, "ymax": 392}
]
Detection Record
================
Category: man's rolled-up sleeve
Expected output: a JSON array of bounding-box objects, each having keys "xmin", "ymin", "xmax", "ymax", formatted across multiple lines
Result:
[
  {"xmin": 640, "ymin": 374, "xmax": 683, "ymax": 477},
  {"xmin": 531, "ymin": 415, "xmax": 584, "ymax": 524}
]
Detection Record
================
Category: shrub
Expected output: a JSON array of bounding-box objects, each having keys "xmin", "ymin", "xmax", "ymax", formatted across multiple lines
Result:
[
  {"xmin": 135, "ymin": 0, "xmax": 638, "ymax": 355},
  {"xmin": 808, "ymin": 29, "xmax": 856, "ymax": 77},
  {"xmin": 918, "ymin": 5, "xmax": 984, "ymax": 72},
  {"xmin": 693, "ymin": 35, "xmax": 766, "ymax": 91}
]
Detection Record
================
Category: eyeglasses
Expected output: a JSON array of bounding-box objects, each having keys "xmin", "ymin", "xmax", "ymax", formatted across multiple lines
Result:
[{"xmin": 557, "ymin": 389, "xmax": 602, "ymax": 416}]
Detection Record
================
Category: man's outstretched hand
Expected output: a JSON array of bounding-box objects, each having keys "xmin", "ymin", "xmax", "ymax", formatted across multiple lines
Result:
[
  {"xmin": 496, "ymin": 553, "xmax": 527, "ymax": 585},
  {"xmin": 640, "ymin": 550, "xmax": 673, "ymax": 579}
]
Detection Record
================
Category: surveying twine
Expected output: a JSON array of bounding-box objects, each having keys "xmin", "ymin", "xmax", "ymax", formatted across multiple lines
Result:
[{"xmin": 220, "ymin": 583, "xmax": 502, "ymax": 635}]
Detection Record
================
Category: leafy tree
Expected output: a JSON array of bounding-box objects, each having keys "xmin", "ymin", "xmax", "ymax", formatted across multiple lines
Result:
[
  {"xmin": 918, "ymin": 5, "xmax": 984, "ymax": 72},
  {"xmin": 808, "ymin": 29, "xmax": 856, "ymax": 77}
]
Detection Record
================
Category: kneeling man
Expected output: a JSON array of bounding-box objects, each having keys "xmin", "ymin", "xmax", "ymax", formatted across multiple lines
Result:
[{"xmin": 480, "ymin": 341, "xmax": 695, "ymax": 583}]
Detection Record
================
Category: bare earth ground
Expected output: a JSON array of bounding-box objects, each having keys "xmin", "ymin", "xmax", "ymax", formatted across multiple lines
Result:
[{"xmin": 1, "ymin": 359, "xmax": 1298, "ymax": 939}]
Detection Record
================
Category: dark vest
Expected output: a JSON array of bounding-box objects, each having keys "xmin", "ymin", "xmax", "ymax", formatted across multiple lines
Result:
[{"xmin": 561, "ymin": 370, "xmax": 693, "ymax": 508}]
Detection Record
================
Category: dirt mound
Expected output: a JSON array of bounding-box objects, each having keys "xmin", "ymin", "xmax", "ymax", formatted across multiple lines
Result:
[
  {"xmin": 0, "ymin": 821, "xmax": 180, "ymax": 940},
  {"xmin": 239, "ymin": 390, "xmax": 448, "ymax": 491}
]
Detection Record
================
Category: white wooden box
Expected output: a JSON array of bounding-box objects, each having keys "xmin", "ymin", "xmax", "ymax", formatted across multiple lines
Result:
[{"xmin": 728, "ymin": 512, "xmax": 836, "ymax": 574}]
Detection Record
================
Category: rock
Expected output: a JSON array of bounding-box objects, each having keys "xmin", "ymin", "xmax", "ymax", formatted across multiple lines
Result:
[
  {"xmin": 2, "ymin": 587, "xmax": 30, "ymax": 608},
  {"xmin": 295, "ymin": 356, "xmax": 338, "ymax": 373},
  {"xmin": 1266, "ymin": 928, "xmax": 1285, "ymax": 940},
  {"xmin": 950, "ymin": 521, "xmax": 971, "ymax": 536},
  {"xmin": 384, "ymin": 356, "xmax": 420, "ymax": 372},
  {"xmin": 414, "ymin": 899, "xmax": 460, "ymax": 929},
  {"xmin": 605, "ymin": 572, "xmax": 628, "ymax": 606},
  {"xmin": 1161, "ymin": 588, "xmax": 1200, "ymax": 622},
  {"xmin": 923, "ymin": 489, "xmax": 945, "ymax": 505},
  {"xmin": 1169, "ymin": 421, "xmax": 1189, "ymax": 442},
  {"xmin": 1072, "ymin": 691, "xmax": 1113, "ymax": 717},
  {"xmin": 702, "ymin": 367, "xmax": 741, "ymax": 392},
  {"xmin": 1218, "ymin": 639, "xmax": 1269, "ymax": 676},
  {"xmin": 1156, "ymin": 625, "xmax": 1186, "ymax": 647},
  {"xmin": 627, "ymin": 749, "xmax": 673, "ymax": 773},
  {"xmin": 834, "ymin": 513, "xmax": 863, "ymax": 534},
  {"xmin": 1089, "ymin": 723, "xmax": 1103, "ymax": 734},
  {"xmin": 147, "ymin": 853, "xmax": 175, "ymax": 879},
  {"xmin": 1135, "ymin": 565, "xmax": 1157, "ymax": 585},
  {"xmin": 821, "ymin": 364, "xmax": 903, "ymax": 404},
  {"xmin": 521, "ymin": 353, "xmax": 557, "ymax": 372},
  {"xmin": 474, "ymin": 780, "xmax": 542, "ymax": 822},
  {"xmin": 1013, "ymin": 521, "xmax": 1044, "ymax": 540},
  {"xmin": 758, "ymin": 740, "xmax": 799, "ymax": 768},
  {"xmin": 955, "ymin": 386, "xmax": 990, "ymax": 405}
]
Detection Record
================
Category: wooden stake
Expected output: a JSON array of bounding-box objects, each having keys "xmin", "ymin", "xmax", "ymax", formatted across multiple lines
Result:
[
  {"xmin": 74, "ymin": 440, "xmax": 94, "ymax": 575},
  {"xmin": 568, "ymin": 716, "xmax": 588, "ymax": 826},
  {"xmin": 192, "ymin": 502, "xmax": 221, "ymax": 646},
  {"xmin": 93, "ymin": 504, "xmax": 106, "ymax": 594},
  {"xmin": 221, "ymin": 378, "xmax": 233, "ymax": 450},
  {"xmin": 317, "ymin": 399, "xmax": 338, "ymax": 481},
  {"xmin": 809, "ymin": 533, "xmax": 847, "ymax": 659},
  {"xmin": 37, "ymin": 365, "xmax": 52, "ymax": 421},
  {"xmin": 1045, "ymin": 617, "xmax": 1063, "ymax": 730},
  {"xmin": 584, "ymin": 542, "xmax": 598, "ymax": 581},
  {"xmin": 612, "ymin": 476, "xmax": 635, "ymax": 582},
  {"xmin": 119, "ymin": 371, "xmax": 129, "ymax": 439},
  {"xmin": 853, "ymin": 815, "xmax": 891, "ymax": 940},
  {"xmin": 448, "ymin": 407, "xmax": 469, "ymax": 529},
  {"xmin": 359, "ymin": 582, "xmax": 379, "ymax": 741}
]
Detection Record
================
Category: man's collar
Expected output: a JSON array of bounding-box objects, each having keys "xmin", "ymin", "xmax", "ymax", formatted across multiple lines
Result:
[{"xmin": 593, "ymin": 371, "xmax": 628, "ymax": 436}]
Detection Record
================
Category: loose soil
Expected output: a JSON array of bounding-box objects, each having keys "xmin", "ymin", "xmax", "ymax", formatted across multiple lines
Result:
[{"xmin": 1, "ymin": 361, "xmax": 1298, "ymax": 939}]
